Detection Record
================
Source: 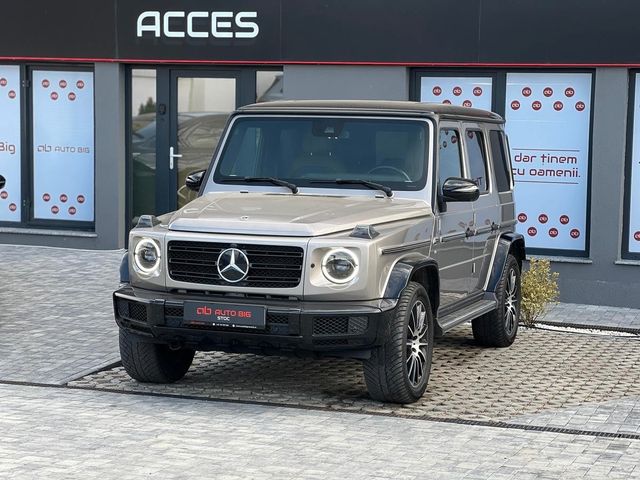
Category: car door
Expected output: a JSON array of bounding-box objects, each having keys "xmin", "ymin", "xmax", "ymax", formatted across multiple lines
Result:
[
  {"xmin": 431, "ymin": 123, "xmax": 476, "ymax": 308},
  {"xmin": 462, "ymin": 124, "xmax": 502, "ymax": 294}
]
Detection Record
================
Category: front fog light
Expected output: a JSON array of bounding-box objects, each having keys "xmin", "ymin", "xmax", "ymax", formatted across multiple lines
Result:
[
  {"xmin": 134, "ymin": 238, "xmax": 161, "ymax": 275},
  {"xmin": 321, "ymin": 248, "xmax": 359, "ymax": 284}
]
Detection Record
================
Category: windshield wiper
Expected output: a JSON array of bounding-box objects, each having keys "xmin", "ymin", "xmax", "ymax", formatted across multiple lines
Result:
[
  {"xmin": 311, "ymin": 179, "xmax": 393, "ymax": 198},
  {"xmin": 222, "ymin": 177, "xmax": 299, "ymax": 194}
]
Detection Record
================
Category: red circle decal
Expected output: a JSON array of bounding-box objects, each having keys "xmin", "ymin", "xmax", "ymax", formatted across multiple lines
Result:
[
  {"xmin": 451, "ymin": 135, "xmax": 457, "ymax": 144},
  {"xmin": 634, "ymin": 231, "xmax": 640, "ymax": 241},
  {"xmin": 59, "ymin": 80, "xmax": 67, "ymax": 89},
  {"xmin": 453, "ymin": 86, "xmax": 462, "ymax": 96},
  {"xmin": 77, "ymin": 195, "xmax": 85, "ymax": 204},
  {"xmin": 565, "ymin": 87, "xmax": 575, "ymax": 97},
  {"xmin": 532, "ymin": 101, "xmax": 542, "ymax": 111},
  {"xmin": 543, "ymin": 87, "xmax": 554, "ymax": 97},
  {"xmin": 467, "ymin": 131, "xmax": 475, "ymax": 139},
  {"xmin": 0, "ymin": 191, "xmax": 7, "ymax": 199},
  {"xmin": 9, "ymin": 203, "xmax": 17, "ymax": 212},
  {"xmin": 560, "ymin": 215, "xmax": 570, "ymax": 225},
  {"xmin": 60, "ymin": 194, "xmax": 68, "ymax": 203},
  {"xmin": 68, "ymin": 206, "xmax": 77, "ymax": 215},
  {"xmin": 43, "ymin": 193, "xmax": 51, "ymax": 202},
  {"xmin": 8, "ymin": 90, "xmax": 16, "ymax": 99},
  {"xmin": 432, "ymin": 86, "xmax": 442, "ymax": 96},
  {"xmin": 538, "ymin": 214, "xmax": 548, "ymax": 224},
  {"xmin": 77, "ymin": 80, "xmax": 85, "ymax": 89},
  {"xmin": 511, "ymin": 100, "xmax": 521, "ymax": 110},
  {"xmin": 554, "ymin": 101, "xmax": 564, "ymax": 111},
  {"xmin": 518, "ymin": 213, "xmax": 527, "ymax": 223},
  {"xmin": 0, "ymin": 78, "xmax": 7, "ymax": 87},
  {"xmin": 527, "ymin": 227, "xmax": 538, "ymax": 237},
  {"xmin": 570, "ymin": 229, "xmax": 581, "ymax": 239},
  {"xmin": 522, "ymin": 87, "xmax": 532, "ymax": 97},
  {"xmin": 462, "ymin": 100, "xmax": 472, "ymax": 108},
  {"xmin": 68, "ymin": 92, "xmax": 76, "ymax": 101},
  {"xmin": 442, "ymin": 99, "xmax": 452, "ymax": 105},
  {"xmin": 42, "ymin": 79, "xmax": 50, "ymax": 88},
  {"xmin": 51, "ymin": 92, "xmax": 59, "ymax": 101},
  {"xmin": 575, "ymin": 101, "xmax": 586, "ymax": 112},
  {"xmin": 51, "ymin": 205, "xmax": 60, "ymax": 214},
  {"xmin": 549, "ymin": 228, "xmax": 559, "ymax": 238},
  {"xmin": 473, "ymin": 87, "xmax": 483, "ymax": 96}
]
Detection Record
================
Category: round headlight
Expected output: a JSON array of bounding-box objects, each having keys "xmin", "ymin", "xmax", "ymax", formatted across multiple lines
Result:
[
  {"xmin": 134, "ymin": 238, "xmax": 161, "ymax": 275},
  {"xmin": 321, "ymin": 248, "xmax": 359, "ymax": 284}
]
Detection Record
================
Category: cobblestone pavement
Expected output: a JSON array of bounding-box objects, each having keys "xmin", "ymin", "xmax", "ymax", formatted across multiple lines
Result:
[
  {"xmin": 540, "ymin": 302, "xmax": 640, "ymax": 330},
  {"xmin": 71, "ymin": 327, "xmax": 640, "ymax": 428},
  {"xmin": 0, "ymin": 245, "xmax": 123, "ymax": 384},
  {"xmin": 1, "ymin": 383, "xmax": 639, "ymax": 480}
]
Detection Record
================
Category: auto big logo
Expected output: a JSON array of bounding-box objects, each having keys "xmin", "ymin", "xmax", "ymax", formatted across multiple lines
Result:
[
  {"xmin": 432, "ymin": 86, "xmax": 442, "ymax": 96},
  {"xmin": 538, "ymin": 213, "xmax": 548, "ymax": 224},
  {"xmin": 549, "ymin": 228, "xmax": 559, "ymax": 238},
  {"xmin": 511, "ymin": 100, "xmax": 521, "ymax": 110},
  {"xmin": 517, "ymin": 213, "xmax": 527, "ymax": 223},
  {"xmin": 634, "ymin": 231, "xmax": 640, "ymax": 241},
  {"xmin": 473, "ymin": 87, "xmax": 483, "ymax": 96},
  {"xmin": 522, "ymin": 87, "xmax": 532, "ymax": 97},
  {"xmin": 527, "ymin": 226, "xmax": 537, "ymax": 236},
  {"xmin": 532, "ymin": 101, "xmax": 542, "ymax": 111},
  {"xmin": 543, "ymin": 87, "xmax": 553, "ymax": 97},
  {"xmin": 453, "ymin": 86, "xmax": 462, "ymax": 96},
  {"xmin": 575, "ymin": 101, "xmax": 586, "ymax": 112}
]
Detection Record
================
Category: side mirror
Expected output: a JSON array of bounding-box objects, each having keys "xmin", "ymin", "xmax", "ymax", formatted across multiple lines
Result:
[
  {"xmin": 441, "ymin": 177, "xmax": 480, "ymax": 203},
  {"xmin": 0, "ymin": 175, "xmax": 5, "ymax": 190},
  {"xmin": 185, "ymin": 170, "xmax": 206, "ymax": 192}
]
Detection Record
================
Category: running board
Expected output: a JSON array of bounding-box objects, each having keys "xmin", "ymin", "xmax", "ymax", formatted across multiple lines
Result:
[{"xmin": 437, "ymin": 299, "xmax": 497, "ymax": 333}]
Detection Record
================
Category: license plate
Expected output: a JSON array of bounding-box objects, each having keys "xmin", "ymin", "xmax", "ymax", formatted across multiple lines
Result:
[{"xmin": 182, "ymin": 301, "xmax": 266, "ymax": 330}]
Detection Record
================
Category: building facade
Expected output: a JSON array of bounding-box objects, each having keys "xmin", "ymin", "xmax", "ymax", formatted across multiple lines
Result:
[{"xmin": 1, "ymin": 0, "xmax": 640, "ymax": 307}]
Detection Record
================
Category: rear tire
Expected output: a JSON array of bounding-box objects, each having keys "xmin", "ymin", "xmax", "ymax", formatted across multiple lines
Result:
[
  {"xmin": 472, "ymin": 253, "xmax": 521, "ymax": 347},
  {"xmin": 119, "ymin": 329, "xmax": 195, "ymax": 383},
  {"xmin": 363, "ymin": 282, "xmax": 434, "ymax": 404}
]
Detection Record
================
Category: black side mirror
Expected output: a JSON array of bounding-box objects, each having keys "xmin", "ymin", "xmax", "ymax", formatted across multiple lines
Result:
[
  {"xmin": 441, "ymin": 177, "xmax": 480, "ymax": 203},
  {"xmin": 185, "ymin": 170, "xmax": 206, "ymax": 192},
  {"xmin": 0, "ymin": 175, "xmax": 5, "ymax": 190}
]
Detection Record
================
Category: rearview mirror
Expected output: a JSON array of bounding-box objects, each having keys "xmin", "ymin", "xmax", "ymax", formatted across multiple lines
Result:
[
  {"xmin": 0, "ymin": 175, "xmax": 5, "ymax": 189},
  {"xmin": 441, "ymin": 177, "xmax": 480, "ymax": 203},
  {"xmin": 185, "ymin": 170, "xmax": 206, "ymax": 192}
]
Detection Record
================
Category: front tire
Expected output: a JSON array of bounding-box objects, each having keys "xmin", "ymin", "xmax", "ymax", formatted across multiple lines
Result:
[
  {"xmin": 472, "ymin": 253, "xmax": 521, "ymax": 347},
  {"xmin": 119, "ymin": 329, "xmax": 195, "ymax": 383},
  {"xmin": 364, "ymin": 282, "xmax": 434, "ymax": 404}
]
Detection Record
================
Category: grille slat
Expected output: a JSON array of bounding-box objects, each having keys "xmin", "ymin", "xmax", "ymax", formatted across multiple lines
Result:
[{"xmin": 168, "ymin": 241, "xmax": 303, "ymax": 288}]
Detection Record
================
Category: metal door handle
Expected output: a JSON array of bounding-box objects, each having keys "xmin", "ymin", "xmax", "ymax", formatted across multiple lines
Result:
[{"xmin": 169, "ymin": 146, "xmax": 182, "ymax": 170}]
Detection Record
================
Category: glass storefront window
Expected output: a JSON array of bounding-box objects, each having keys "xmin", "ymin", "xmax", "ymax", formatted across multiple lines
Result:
[
  {"xmin": 624, "ymin": 74, "xmax": 640, "ymax": 258},
  {"xmin": 256, "ymin": 70, "xmax": 283, "ymax": 103},
  {"xmin": 0, "ymin": 65, "xmax": 21, "ymax": 222},
  {"xmin": 419, "ymin": 76, "xmax": 493, "ymax": 110}
]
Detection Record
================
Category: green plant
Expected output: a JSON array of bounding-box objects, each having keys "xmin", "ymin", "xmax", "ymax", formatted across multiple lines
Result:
[{"xmin": 520, "ymin": 258, "xmax": 559, "ymax": 327}]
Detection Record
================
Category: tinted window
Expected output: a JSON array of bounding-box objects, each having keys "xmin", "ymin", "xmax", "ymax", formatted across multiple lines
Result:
[
  {"xmin": 214, "ymin": 117, "xmax": 428, "ymax": 191},
  {"xmin": 489, "ymin": 130, "xmax": 511, "ymax": 192},
  {"xmin": 438, "ymin": 128, "xmax": 463, "ymax": 187},
  {"xmin": 465, "ymin": 130, "xmax": 489, "ymax": 192}
]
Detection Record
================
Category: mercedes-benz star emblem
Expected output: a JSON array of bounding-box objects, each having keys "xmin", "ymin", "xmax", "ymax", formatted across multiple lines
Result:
[{"xmin": 217, "ymin": 248, "xmax": 250, "ymax": 283}]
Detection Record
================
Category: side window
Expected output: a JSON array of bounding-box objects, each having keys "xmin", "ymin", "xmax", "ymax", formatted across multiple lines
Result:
[
  {"xmin": 465, "ymin": 130, "xmax": 489, "ymax": 192},
  {"xmin": 438, "ymin": 128, "xmax": 463, "ymax": 187},
  {"xmin": 489, "ymin": 130, "xmax": 512, "ymax": 192}
]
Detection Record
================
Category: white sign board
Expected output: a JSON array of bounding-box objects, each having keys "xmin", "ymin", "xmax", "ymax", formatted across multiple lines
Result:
[
  {"xmin": 628, "ymin": 76, "xmax": 640, "ymax": 254},
  {"xmin": 32, "ymin": 70, "xmax": 94, "ymax": 221},
  {"xmin": 420, "ymin": 77, "xmax": 493, "ymax": 111},
  {"xmin": 505, "ymin": 72, "xmax": 592, "ymax": 253},
  {"xmin": 0, "ymin": 65, "xmax": 21, "ymax": 222}
]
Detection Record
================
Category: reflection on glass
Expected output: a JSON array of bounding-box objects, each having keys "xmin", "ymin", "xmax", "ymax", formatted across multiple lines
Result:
[
  {"xmin": 176, "ymin": 77, "xmax": 236, "ymax": 208},
  {"xmin": 256, "ymin": 71, "xmax": 283, "ymax": 103},
  {"xmin": 131, "ymin": 69, "xmax": 157, "ymax": 224}
]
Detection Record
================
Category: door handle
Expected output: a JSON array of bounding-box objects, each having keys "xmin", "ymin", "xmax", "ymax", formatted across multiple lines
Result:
[{"xmin": 169, "ymin": 146, "xmax": 182, "ymax": 170}]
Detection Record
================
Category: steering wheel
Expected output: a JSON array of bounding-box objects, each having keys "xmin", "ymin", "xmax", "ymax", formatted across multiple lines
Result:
[{"xmin": 367, "ymin": 165, "xmax": 412, "ymax": 182}]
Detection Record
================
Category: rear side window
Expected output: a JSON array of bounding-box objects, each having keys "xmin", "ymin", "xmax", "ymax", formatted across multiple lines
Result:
[
  {"xmin": 465, "ymin": 130, "xmax": 489, "ymax": 192},
  {"xmin": 489, "ymin": 130, "xmax": 512, "ymax": 192},
  {"xmin": 438, "ymin": 128, "xmax": 463, "ymax": 187}
]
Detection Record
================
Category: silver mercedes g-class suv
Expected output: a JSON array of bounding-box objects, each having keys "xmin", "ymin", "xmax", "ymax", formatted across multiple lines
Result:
[{"xmin": 114, "ymin": 100, "xmax": 524, "ymax": 404}]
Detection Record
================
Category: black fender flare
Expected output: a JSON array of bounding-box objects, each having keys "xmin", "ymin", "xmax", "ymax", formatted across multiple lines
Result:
[
  {"xmin": 383, "ymin": 253, "xmax": 440, "ymax": 314},
  {"xmin": 119, "ymin": 252, "xmax": 130, "ymax": 284},
  {"xmin": 486, "ymin": 232, "xmax": 526, "ymax": 293}
]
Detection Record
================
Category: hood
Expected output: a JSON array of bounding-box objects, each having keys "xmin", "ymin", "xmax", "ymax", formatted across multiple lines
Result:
[{"xmin": 167, "ymin": 192, "xmax": 431, "ymax": 237}]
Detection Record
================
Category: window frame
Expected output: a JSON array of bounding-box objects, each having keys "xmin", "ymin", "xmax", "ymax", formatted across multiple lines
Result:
[
  {"xmin": 622, "ymin": 70, "xmax": 640, "ymax": 260},
  {"xmin": 461, "ymin": 127, "xmax": 491, "ymax": 195}
]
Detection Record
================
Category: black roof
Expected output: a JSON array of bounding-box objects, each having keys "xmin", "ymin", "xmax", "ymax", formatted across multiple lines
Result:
[{"xmin": 239, "ymin": 100, "xmax": 504, "ymax": 123}]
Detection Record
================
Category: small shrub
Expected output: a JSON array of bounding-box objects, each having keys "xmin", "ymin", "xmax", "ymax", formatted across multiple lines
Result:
[{"xmin": 520, "ymin": 258, "xmax": 559, "ymax": 327}]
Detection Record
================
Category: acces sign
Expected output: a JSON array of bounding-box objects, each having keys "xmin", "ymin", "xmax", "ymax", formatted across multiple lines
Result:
[{"xmin": 137, "ymin": 11, "xmax": 259, "ymax": 39}]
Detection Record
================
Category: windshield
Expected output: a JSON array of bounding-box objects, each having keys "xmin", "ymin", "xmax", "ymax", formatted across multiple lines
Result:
[{"xmin": 212, "ymin": 116, "xmax": 429, "ymax": 192}]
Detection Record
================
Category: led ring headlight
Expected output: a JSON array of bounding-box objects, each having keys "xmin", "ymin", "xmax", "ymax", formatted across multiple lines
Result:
[
  {"xmin": 133, "ymin": 238, "xmax": 161, "ymax": 275},
  {"xmin": 321, "ymin": 248, "xmax": 359, "ymax": 284}
]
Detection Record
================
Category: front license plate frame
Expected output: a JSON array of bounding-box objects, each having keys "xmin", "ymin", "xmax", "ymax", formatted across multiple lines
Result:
[{"xmin": 182, "ymin": 301, "xmax": 266, "ymax": 330}]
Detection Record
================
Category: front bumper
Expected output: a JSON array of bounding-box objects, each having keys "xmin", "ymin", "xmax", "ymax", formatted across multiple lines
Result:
[{"xmin": 113, "ymin": 286, "xmax": 395, "ymax": 356}]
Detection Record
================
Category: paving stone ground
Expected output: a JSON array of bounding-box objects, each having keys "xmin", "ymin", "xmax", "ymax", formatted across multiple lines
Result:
[
  {"xmin": 0, "ymin": 245, "xmax": 123, "ymax": 384},
  {"xmin": 541, "ymin": 302, "xmax": 640, "ymax": 330},
  {"xmin": 2, "ymin": 383, "xmax": 639, "ymax": 480}
]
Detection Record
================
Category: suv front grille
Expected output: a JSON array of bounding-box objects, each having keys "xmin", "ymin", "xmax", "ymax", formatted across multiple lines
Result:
[{"xmin": 167, "ymin": 241, "xmax": 304, "ymax": 289}]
